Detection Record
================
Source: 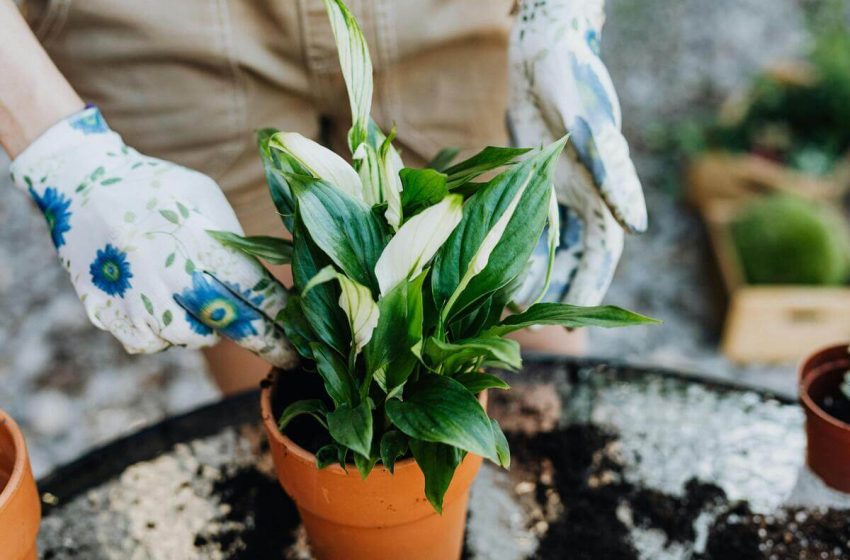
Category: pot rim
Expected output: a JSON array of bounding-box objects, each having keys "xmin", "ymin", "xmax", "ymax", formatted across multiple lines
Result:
[
  {"xmin": 799, "ymin": 354, "xmax": 850, "ymax": 432},
  {"xmin": 260, "ymin": 369, "xmax": 487, "ymax": 477},
  {"xmin": 0, "ymin": 409, "xmax": 29, "ymax": 514},
  {"xmin": 260, "ymin": 372, "xmax": 417, "ymax": 477},
  {"xmin": 797, "ymin": 342, "xmax": 850, "ymax": 385}
]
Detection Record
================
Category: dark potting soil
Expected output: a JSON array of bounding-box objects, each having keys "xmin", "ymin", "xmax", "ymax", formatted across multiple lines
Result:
[
  {"xmin": 267, "ymin": 369, "xmax": 335, "ymax": 454},
  {"xmin": 507, "ymin": 425, "xmax": 850, "ymax": 560},
  {"xmin": 195, "ymin": 465, "xmax": 301, "ymax": 558},
  {"xmin": 699, "ymin": 505, "xmax": 850, "ymax": 560},
  {"xmin": 819, "ymin": 392, "xmax": 850, "ymax": 425}
]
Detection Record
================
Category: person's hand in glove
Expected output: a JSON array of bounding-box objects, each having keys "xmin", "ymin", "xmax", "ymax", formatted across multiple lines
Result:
[
  {"xmin": 508, "ymin": 0, "xmax": 648, "ymax": 308},
  {"xmin": 8, "ymin": 106, "xmax": 296, "ymax": 367}
]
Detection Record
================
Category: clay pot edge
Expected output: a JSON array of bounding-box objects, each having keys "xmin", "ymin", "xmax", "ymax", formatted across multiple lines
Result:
[
  {"xmin": 798, "ymin": 348, "xmax": 850, "ymax": 432},
  {"xmin": 0, "ymin": 411, "xmax": 30, "ymax": 515},
  {"xmin": 260, "ymin": 370, "xmax": 487, "ymax": 478}
]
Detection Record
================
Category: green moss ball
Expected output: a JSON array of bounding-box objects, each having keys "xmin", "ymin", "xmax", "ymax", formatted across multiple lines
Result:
[{"xmin": 732, "ymin": 195, "xmax": 850, "ymax": 285}]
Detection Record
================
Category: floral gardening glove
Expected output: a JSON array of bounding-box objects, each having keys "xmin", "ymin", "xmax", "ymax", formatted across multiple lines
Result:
[
  {"xmin": 508, "ymin": 0, "xmax": 647, "ymax": 307},
  {"xmin": 9, "ymin": 107, "xmax": 297, "ymax": 368}
]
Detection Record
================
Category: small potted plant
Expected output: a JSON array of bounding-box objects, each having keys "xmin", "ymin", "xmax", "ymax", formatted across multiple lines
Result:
[
  {"xmin": 799, "ymin": 343, "xmax": 850, "ymax": 493},
  {"xmin": 214, "ymin": 2, "xmax": 656, "ymax": 558},
  {"xmin": 0, "ymin": 409, "xmax": 41, "ymax": 560}
]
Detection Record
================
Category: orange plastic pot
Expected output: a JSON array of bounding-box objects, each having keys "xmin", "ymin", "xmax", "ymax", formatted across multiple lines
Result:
[
  {"xmin": 0, "ymin": 409, "xmax": 41, "ymax": 560},
  {"xmin": 260, "ymin": 372, "xmax": 486, "ymax": 560},
  {"xmin": 799, "ymin": 343, "xmax": 850, "ymax": 493}
]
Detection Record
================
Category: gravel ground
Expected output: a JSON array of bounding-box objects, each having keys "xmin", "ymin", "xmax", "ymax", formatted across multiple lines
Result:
[{"xmin": 0, "ymin": 0, "xmax": 816, "ymax": 476}]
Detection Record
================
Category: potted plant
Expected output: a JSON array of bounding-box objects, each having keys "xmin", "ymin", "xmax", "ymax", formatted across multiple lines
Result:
[
  {"xmin": 799, "ymin": 343, "xmax": 850, "ymax": 493},
  {"xmin": 213, "ymin": 1, "xmax": 657, "ymax": 558},
  {"xmin": 0, "ymin": 409, "xmax": 41, "ymax": 560},
  {"xmin": 687, "ymin": 28, "xmax": 850, "ymax": 210}
]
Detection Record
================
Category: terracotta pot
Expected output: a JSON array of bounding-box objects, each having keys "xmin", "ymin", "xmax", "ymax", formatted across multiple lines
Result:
[
  {"xmin": 799, "ymin": 343, "xmax": 850, "ymax": 493},
  {"xmin": 0, "ymin": 409, "xmax": 41, "ymax": 560},
  {"xmin": 260, "ymin": 371, "xmax": 486, "ymax": 560}
]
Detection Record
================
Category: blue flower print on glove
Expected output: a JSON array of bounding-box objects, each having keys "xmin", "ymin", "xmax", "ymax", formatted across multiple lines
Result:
[
  {"xmin": 90, "ymin": 244, "xmax": 134, "ymax": 297},
  {"xmin": 29, "ymin": 186, "xmax": 73, "ymax": 248},
  {"xmin": 174, "ymin": 271, "xmax": 266, "ymax": 341},
  {"xmin": 69, "ymin": 110, "xmax": 108, "ymax": 135}
]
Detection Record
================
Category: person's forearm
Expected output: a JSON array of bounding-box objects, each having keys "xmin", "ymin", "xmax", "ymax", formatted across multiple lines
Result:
[{"xmin": 0, "ymin": 0, "xmax": 84, "ymax": 158}]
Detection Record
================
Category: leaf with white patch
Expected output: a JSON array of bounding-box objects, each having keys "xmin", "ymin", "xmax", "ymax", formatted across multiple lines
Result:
[
  {"xmin": 270, "ymin": 132, "xmax": 364, "ymax": 201},
  {"xmin": 375, "ymin": 195, "xmax": 463, "ymax": 295},
  {"xmin": 322, "ymin": 0, "xmax": 373, "ymax": 151},
  {"xmin": 305, "ymin": 266, "xmax": 380, "ymax": 354}
]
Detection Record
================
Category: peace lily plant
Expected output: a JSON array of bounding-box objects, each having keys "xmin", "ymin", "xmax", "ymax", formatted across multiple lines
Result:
[{"xmin": 213, "ymin": 0, "xmax": 657, "ymax": 513}]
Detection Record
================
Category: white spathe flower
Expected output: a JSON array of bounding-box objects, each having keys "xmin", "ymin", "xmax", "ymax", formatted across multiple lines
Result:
[
  {"xmin": 270, "ymin": 132, "xmax": 364, "ymax": 201},
  {"xmin": 304, "ymin": 266, "xmax": 379, "ymax": 353},
  {"xmin": 375, "ymin": 194, "xmax": 464, "ymax": 295}
]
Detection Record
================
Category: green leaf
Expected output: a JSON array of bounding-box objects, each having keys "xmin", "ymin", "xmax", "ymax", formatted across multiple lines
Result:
[
  {"xmin": 354, "ymin": 450, "xmax": 378, "ymax": 479},
  {"xmin": 423, "ymin": 336, "xmax": 521, "ymax": 374},
  {"xmin": 290, "ymin": 174, "xmax": 387, "ymax": 291},
  {"xmin": 427, "ymin": 147, "xmax": 461, "ymax": 172},
  {"xmin": 278, "ymin": 399, "xmax": 328, "ymax": 431},
  {"xmin": 444, "ymin": 146, "xmax": 532, "ymax": 189},
  {"xmin": 399, "ymin": 168, "xmax": 449, "ymax": 218},
  {"xmin": 279, "ymin": 296, "xmax": 316, "ymax": 359},
  {"xmin": 208, "ymin": 230, "xmax": 293, "ymax": 265},
  {"xmin": 379, "ymin": 430, "xmax": 409, "ymax": 474},
  {"xmin": 304, "ymin": 265, "xmax": 380, "ymax": 353},
  {"xmin": 160, "ymin": 209, "xmax": 180, "ymax": 224},
  {"xmin": 484, "ymin": 303, "xmax": 661, "ymax": 337},
  {"xmin": 311, "ymin": 342, "xmax": 358, "ymax": 406},
  {"xmin": 177, "ymin": 202, "xmax": 190, "ymax": 218},
  {"xmin": 364, "ymin": 271, "xmax": 426, "ymax": 392},
  {"xmin": 409, "ymin": 439, "xmax": 462, "ymax": 513},
  {"xmin": 454, "ymin": 372, "xmax": 510, "ymax": 394},
  {"xmin": 100, "ymin": 177, "xmax": 122, "ymax": 186},
  {"xmin": 327, "ymin": 400, "xmax": 373, "ymax": 458},
  {"xmin": 162, "ymin": 310, "xmax": 173, "ymax": 326},
  {"xmin": 316, "ymin": 444, "xmax": 346, "ymax": 469},
  {"xmin": 291, "ymin": 215, "xmax": 349, "ymax": 356},
  {"xmin": 184, "ymin": 259, "xmax": 196, "ymax": 275},
  {"xmin": 491, "ymin": 419, "xmax": 510, "ymax": 468},
  {"xmin": 374, "ymin": 195, "xmax": 463, "ymax": 295},
  {"xmin": 140, "ymin": 294, "xmax": 154, "ymax": 315},
  {"xmin": 433, "ymin": 140, "xmax": 566, "ymax": 321},
  {"xmin": 322, "ymin": 0, "xmax": 373, "ymax": 151},
  {"xmin": 386, "ymin": 374, "xmax": 497, "ymax": 462},
  {"xmin": 258, "ymin": 128, "xmax": 310, "ymax": 232},
  {"xmin": 165, "ymin": 252, "xmax": 176, "ymax": 268}
]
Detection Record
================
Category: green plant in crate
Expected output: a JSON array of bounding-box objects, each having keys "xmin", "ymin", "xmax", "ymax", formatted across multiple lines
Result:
[
  {"xmin": 706, "ymin": 23, "xmax": 850, "ymax": 176},
  {"xmin": 211, "ymin": 0, "xmax": 657, "ymax": 512},
  {"xmin": 732, "ymin": 194, "xmax": 850, "ymax": 285}
]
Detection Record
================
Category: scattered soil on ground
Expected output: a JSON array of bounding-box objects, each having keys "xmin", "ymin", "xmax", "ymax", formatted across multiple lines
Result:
[
  {"xmin": 508, "ymin": 425, "xmax": 850, "ymax": 560},
  {"xmin": 195, "ymin": 466, "xmax": 301, "ymax": 558},
  {"xmin": 699, "ymin": 504, "xmax": 850, "ymax": 560}
]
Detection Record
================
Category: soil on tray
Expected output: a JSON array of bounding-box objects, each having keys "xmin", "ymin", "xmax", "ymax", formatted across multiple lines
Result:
[
  {"xmin": 194, "ymin": 465, "xmax": 301, "ymax": 558},
  {"xmin": 701, "ymin": 505, "xmax": 850, "ymax": 560},
  {"xmin": 507, "ymin": 425, "xmax": 850, "ymax": 560}
]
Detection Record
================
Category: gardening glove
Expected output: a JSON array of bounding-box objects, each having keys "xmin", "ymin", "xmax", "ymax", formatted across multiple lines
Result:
[
  {"xmin": 9, "ymin": 106, "xmax": 297, "ymax": 368},
  {"xmin": 508, "ymin": 0, "xmax": 647, "ymax": 307}
]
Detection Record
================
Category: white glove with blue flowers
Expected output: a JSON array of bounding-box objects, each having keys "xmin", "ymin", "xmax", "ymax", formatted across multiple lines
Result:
[
  {"xmin": 10, "ymin": 106, "xmax": 296, "ymax": 368},
  {"xmin": 509, "ymin": 0, "xmax": 647, "ymax": 307}
]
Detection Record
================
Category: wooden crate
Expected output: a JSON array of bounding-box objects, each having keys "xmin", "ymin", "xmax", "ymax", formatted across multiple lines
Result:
[
  {"xmin": 704, "ymin": 201, "xmax": 850, "ymax": 363},
  {"xmin": 688, "ymin": 151, "xmax": 850, "ymax": 211}
]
